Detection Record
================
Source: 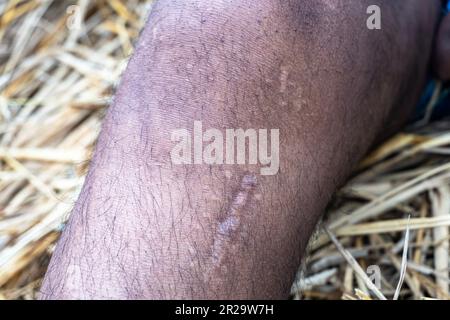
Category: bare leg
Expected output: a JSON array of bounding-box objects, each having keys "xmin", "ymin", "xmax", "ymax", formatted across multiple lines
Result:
[{"xmin": 40, "ymin": 0, "xmax": 441, "ymax": 299}]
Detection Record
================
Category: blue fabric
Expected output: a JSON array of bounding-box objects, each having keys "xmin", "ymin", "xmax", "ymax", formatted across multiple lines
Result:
[{"xmin": 413, "ymin": 0, "xmax": 450, "ymax": 122}]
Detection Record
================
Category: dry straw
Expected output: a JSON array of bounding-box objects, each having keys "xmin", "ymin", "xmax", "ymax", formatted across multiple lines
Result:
[{"xmin": 0, "ymin": 0, "xmax": 449, "ymax": 300}]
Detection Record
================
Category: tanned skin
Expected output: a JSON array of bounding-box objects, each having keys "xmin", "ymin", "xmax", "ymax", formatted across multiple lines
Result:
[{"xmin": 40, "ymin": 0, "xmax": 448, "ymax": 299}]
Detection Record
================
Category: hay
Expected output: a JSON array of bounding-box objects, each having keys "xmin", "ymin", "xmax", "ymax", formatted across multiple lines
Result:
[
  {"xmin": 296, "ymin": 125, "xmax": 450, "ymax": 300},
  {"xmin": 0, "ymin": 0, "xmax": 449, "ymax": 300}
]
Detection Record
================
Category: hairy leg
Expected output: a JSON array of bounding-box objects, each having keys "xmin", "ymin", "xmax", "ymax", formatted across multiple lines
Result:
[{"xmin": 40, "ymin": 0, "xmax": 440, "ymax": 299}]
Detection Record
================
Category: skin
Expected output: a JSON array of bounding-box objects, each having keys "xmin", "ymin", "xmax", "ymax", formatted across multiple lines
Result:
[{"xmin": 40, "ymin": 0, "xmax": 449, "ymax": 299}]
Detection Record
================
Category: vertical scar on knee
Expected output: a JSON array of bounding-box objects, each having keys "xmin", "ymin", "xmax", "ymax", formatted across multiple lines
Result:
[
  {"xmin": 209, "ymin": 173, "xmax": 257, "ymax": 267},
  {"xmin": 279, "ymin": 65, "xmax": 290, "ymax": 94}
]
